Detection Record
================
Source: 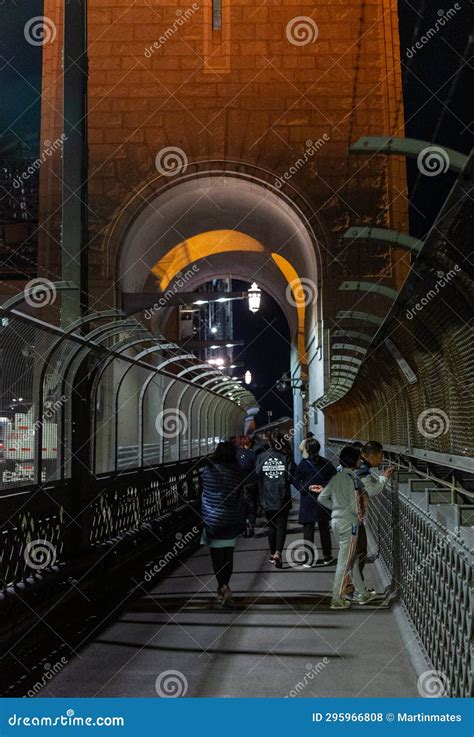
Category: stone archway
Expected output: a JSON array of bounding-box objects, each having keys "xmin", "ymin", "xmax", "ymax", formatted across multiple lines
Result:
[{"xmin": 113, "ymin": 170, "xmax": 327, "ymax": 450}]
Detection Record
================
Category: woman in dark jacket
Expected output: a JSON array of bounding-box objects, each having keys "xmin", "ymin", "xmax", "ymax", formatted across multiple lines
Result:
[
  {"xmin": 294, "ymin": 438, "xmax": 337, "ymax": 566},
  {"xmin": 255, "ymin": 432, "xmax": 295, "ymax": 569},
  {"xmin": 201, "ymin": 442, "xmax": 245, "ymax": 606}
]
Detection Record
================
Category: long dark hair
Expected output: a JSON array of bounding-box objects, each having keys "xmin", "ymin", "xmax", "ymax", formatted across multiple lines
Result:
[
  {"xmin": 211, "ymin": 441, "xmax": 237, "ymax": 465},
  {"xmin": 305, "ymin": 438, "xmax": 321, "ymax": 462}
]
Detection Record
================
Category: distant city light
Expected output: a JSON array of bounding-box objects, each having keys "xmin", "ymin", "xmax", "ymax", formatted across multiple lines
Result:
[{"xmin": 248, "ymin": 282, "xmax": 261, "ymax": 313}]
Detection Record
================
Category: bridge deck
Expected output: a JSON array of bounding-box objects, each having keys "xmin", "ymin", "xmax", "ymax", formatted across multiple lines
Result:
[{"xmin": 41, "ymin": 510, "xmax": 419, "ymax": 698}]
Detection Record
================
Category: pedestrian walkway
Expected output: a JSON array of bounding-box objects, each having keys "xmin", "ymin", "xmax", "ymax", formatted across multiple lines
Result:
[{"xmin": 42, "ymin": 508, "xmax": 419, "ymax": 698}]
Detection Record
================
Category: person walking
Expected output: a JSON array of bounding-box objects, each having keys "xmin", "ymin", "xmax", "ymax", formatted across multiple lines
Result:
[
  {"xmin": 255, "ymin": 431, "xmax": 294, "ymax": 569},
  {"xmin": 200, "ymin": 442, "xmax": 245, "ymax": 607},
  {"xmin": 318, "ymin": 445, "xmax": 394, "ymax": 609},
  {"xmin": 294, "ymin": 438, "xmax": 337, "ymax": 566}
]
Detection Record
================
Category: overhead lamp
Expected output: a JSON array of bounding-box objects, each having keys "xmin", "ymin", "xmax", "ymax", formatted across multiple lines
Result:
[
  {"xmin": 244, "ymin": 370, "xmax": 252, "ymax": 385},
  {"xmin": 194, "ymin": 299, "xmax": 206, "ymax": 305},
  {"xmin": 210, "ymin": 326, "xmax": 218, "ymax": 334},
  {"xmin": 248, "ymin": 282, "xmax": 261, "ymax": 313}
]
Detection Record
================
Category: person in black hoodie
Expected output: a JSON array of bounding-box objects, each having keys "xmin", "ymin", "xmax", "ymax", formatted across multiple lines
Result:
[
  {"xmin": 294, "ymin": 439, "xmax": 337, "ymax": 566},
  {"xmin": 255, "ymin": 431, "xmax": 295, "ymax": 568},
  {"xmin": 200, "ymin": 442, "xmax": 245, "ymax": 607}
]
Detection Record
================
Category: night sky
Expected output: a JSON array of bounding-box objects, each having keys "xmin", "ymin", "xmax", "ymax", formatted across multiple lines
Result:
[{"xmin": 1, "ymin": 1, "xmax": 471, "ymax": 421}]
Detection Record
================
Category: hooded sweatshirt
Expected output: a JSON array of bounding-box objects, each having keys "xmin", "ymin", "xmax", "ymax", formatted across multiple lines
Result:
[
  {"xmin": 318, "ymin": 467, "xmax": 386, "ymax": 525},
  {"xmin": 255, "ymin": 448, "xmax": 293, "ymax": 511}
]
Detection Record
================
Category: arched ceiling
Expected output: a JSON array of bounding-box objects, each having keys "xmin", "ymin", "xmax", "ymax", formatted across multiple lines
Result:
[{"xmin": 118, "ymin": 175, "xmax": 320, "ymax": 303}]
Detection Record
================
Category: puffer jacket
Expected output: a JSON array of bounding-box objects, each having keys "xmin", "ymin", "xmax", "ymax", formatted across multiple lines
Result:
[
  {"xmin": 255, "ymin": 449, "xmax": 294, "ymax": 512},
  {"xmin": 201, "ymin": 463, "xmax": 245, "ymax": 540}
]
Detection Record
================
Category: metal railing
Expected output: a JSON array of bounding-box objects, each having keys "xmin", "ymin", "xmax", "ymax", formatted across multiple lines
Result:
[
  {"xmin": 0, "ymin": 458, "xmax": 203, "ymax": 591},
  {"xmin": 327, "ymin": 438, "xmax": 473, "ymax": 698}
]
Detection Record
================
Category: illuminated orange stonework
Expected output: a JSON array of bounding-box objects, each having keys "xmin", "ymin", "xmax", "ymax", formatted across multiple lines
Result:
[{"xmin": 38, "ymin": 0, "xmax": 409, "ymax": 353}]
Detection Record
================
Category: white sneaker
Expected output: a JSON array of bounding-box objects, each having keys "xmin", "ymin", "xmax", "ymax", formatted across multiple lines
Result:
[{"xmin": 353, "ymin": 590, "xmax": 377, "ymax": 605}]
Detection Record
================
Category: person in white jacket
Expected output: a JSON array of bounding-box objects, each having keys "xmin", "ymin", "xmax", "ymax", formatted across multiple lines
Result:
[{"xmin": 318, "ymin": 445, "xmax": 394, "ymax": 609}]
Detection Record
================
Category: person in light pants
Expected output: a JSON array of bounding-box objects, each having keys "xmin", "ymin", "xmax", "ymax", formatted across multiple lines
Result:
[{"xmin": 318, "ymin": 445, "xmax": 394, "ymax": 609}]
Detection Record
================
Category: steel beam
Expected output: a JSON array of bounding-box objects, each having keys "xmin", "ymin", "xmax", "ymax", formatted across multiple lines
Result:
[
  {"xmin": 339, "ymin": 281, "xmax": 398, "ymax": 300},
  {"xmin": 62, "ymin": 0, "xmax": 88, "ymax": 325},
  {"xmin": 343, "ymin": 226, "xmax": 423, "ymax": 254},
  {"xmin": 350, "ymin": 136, "xmax": 468, "ymax": 173},
  {"xmin": 335, "ymin": 310, "xmax": 384, "ymax": 326},
  {"xmin": 332, "ymin": 329, "xmax": 372, "ymax": 343},
  {"xmin": 332, "ymin": 355, "xmax": 363, "ymax": 367},
  {"xmin": 332, "ymin": 343, "xmax": 367, "ymax": 355}
]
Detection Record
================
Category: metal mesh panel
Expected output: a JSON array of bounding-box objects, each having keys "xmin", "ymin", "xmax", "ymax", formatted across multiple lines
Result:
[{"xmin": 367, "ymin": 477, "xmax": 472, "ymax": 698}]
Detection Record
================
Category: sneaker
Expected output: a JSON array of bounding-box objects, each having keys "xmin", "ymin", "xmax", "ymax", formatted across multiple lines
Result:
[
  {"xmin": 273, "ymin": 553, "xmax": 283, "ymax": 569},
  {"xmin": 330, "ymin": 598, "xmax": 351, "ymax": 610},
  {"xmin": 353, "ymin": 590, "xmax": 377, "ymax": 605},
  {"xmin": 322, "ymin": 557, "xmax": 337, "ymax": 566},
  {"xmin": 302, "ymin": 563, "xmax": 312, "ymax": 568},
  {"xmin": 220, "ymin": 585, "xmax": 233, "ymax": 608}
]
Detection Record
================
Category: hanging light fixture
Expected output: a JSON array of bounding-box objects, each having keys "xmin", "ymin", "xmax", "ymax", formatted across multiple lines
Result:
[
  {"xmin": 244, "ymin": 370, "xmax": 252, "ymax": 385},
  {"xmin": 247, "ymin": 282, "xmax": 261, "ymax": 313}
]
